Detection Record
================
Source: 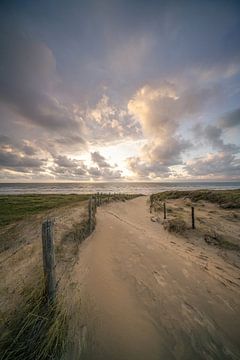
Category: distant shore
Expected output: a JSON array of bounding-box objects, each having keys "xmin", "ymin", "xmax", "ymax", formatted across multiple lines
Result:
[{"xmin": 0, "ymin": 181, "xmax": 239, "ymax": 195}]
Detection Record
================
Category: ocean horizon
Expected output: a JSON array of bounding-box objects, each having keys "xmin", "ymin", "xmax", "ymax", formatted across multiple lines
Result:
[{"xmin": 0, "ymin": 181, "xmax": 239, "ymax": 195}]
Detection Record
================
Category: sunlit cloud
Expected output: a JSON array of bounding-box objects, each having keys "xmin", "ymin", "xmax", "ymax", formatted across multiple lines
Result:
[{"xmin": 0, "ymin": 0, "xmax": 239, "ymax": 181}]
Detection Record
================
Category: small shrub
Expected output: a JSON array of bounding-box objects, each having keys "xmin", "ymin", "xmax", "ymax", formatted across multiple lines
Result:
[{"xmin": 163, "ymin": 219, "xmax": 187, "ymax": 234}]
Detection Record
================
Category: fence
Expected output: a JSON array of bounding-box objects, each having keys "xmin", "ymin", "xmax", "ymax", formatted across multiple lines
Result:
[
  {"xmin": 150, "ymin": 195, "xmax": 196, "ymax": 230},
  {"xmin": 41, "ymin": 192, "xmax": 137, "ymax": 303}
]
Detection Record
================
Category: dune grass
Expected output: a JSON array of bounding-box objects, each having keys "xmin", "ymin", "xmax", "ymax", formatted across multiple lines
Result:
[
  {"xmin": 0, "ymin": 276, "xmax": 68, "ymax": 360},
  {"xmin": 0, "ymin": 194, "xmax": 93, "ymax": 227},
  {"xmin": 151, "ymin": 189, "xmax": 240, "ymax": 208},
  {"xmin": 0, "ymin": 193, "xmax": 141, "ymax": 227}
]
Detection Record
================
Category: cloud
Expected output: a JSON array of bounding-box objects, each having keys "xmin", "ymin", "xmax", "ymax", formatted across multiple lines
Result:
[
  {"xmin": 219, "ymin": 108, "xmax": 240, "ymax": 129},
  {"xmin": 0, "ymin": 21, "xmax": 83, "ymax": 136},
  {"xmin": 184, "ymin": 152, "xmax": 240, "ymax": 179},
  {"xmin": 128, "ymin": 83, "xmax": 179, "ymax": 138},
  {"xmin": 86, "ymin": 94, "xmax": 140, "ymax": 143},
  {"xmin": 126, "ymin": 83, "xmax": 196, "ymax": 178},
  {"xmin": 88, "ymin": 166, "xmax": 122, "ymax": 180},
  {"xmin": 127, "ymin": 137, "xmax": 190, "ymax": 178},
  {"xmin": 49, "ymin": 153, "xmax": 122, "ymax": 180},
  {"xmin": 142, "ymin": 138, "xmax": 191, "ymax": 166},
  {"xmin": 0, "ymin": 135, "xmax": 46, "ymax": 175},
  {"xmin": 91, "ymin": 151, "xmax": 111, "ymax": 168},
  {"xmin": 192, "ymin": 123, "xmax": 239, "ymax": 153},
  {"xmin": 0, "ymin": 1, "xmax": 240, "ymax": 181},
  {"xmin": 0, "ymin": 149, "xmax": 44, "ymax": 172},
  {"xmin": 90, "ymin": 151, "xmax": 122, "ymax": 179},
  {"xmin": 127, "ymin": 157, "xmax": 171, "ymax": 179},
  {"xmin": 50, "ymin": 155, "xmax": 87, "ymax": 179}
]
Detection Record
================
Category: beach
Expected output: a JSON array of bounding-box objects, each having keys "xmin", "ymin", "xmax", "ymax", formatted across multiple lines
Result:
[{"xmin": 0, "ymin": 190, "xmax": 240, "ymax": 359}]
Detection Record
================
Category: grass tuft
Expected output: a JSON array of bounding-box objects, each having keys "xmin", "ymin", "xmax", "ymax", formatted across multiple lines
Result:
[
  {"xmin": 163, "ymin": 219, "xmax": 187, "ymax": 234},
  {"xmin": 0, "ymin": 277, "xmax": 68, "ymax": 360},
  {"xmin": 151, "ymin": 189, "xmax": 240, "ymax": 209}
]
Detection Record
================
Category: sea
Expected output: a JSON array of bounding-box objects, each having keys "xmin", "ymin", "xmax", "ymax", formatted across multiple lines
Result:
[{"xmin": 0, "ymin": 182, "xmax": 239, "ymax": 195}]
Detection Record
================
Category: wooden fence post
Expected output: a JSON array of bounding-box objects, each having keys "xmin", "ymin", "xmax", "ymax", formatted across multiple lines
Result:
[
  {"xmin": 191, "ymin": 206, "xmax": 195, "ymax": 229},
  {"xmin": 42, "ymin": 219, "xmax": 56, "ymax": 302},
  {"xmin": 89, "ymin": 196, "xmax": 93, "ymax": 233},
  {"xmin": 163, "ymin": 202, "xmax": 167, "ymax": 220},
  {"xmin": 94, "ymin": 195, "xmax": 97, "ymax": 212}
]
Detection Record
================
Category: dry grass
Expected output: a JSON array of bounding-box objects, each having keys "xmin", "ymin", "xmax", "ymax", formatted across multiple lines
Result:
[
  {"xmin": 150, "ymin": 190, "xmax": 240, "ymax": 252},
  {"xmin": 204, "ymin": 231, "xmax": 240, "ymax": 251},
  {"xmin": 0, "ymin": 194, "xmax": 90, "ymax": 227},
  {"xmin": 163, "ymin": 219, "xmax": 187, "ymax": 234},
  {"xmin": 151, "ymin": 189, "xmax": 240, "ymax": 209},
  {"xmin": 0, "ymin": 276, "xmax": 68, "ymax": 360}
]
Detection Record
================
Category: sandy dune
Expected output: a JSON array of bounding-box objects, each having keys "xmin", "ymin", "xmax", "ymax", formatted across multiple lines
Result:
[{"xmin": 72, "ymin": 196, "xmax": 240, "ymax": 360}]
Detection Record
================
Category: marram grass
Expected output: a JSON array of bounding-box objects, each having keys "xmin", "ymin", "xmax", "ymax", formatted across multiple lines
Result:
[{"xmin": 0, "ymin": 276, "xmax": 68, "ymax": 360}]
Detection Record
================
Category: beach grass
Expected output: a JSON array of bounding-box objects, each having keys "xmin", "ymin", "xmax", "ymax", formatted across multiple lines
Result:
[
  {"xmin": 0, "ymin": 275, "xmax": 68, "ymax": 360},
  {"xmin": 0, "ymin": 194, "xmax": 92, "ymax": 227},
  {"xmin": 151, "ymin": 189, "xmax": 240, "ymax": 208},
  {"xmin": 0, "ymin": 193, "xmax": 140, "ymax": 227}
]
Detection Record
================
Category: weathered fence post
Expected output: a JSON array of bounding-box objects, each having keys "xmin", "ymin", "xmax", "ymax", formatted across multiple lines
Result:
[
  {"xmin": 42, "ymin": 219, "xmax": 56, "ymax": 303},
  {"xmin": 163, "ymin": 202, "xmax": 167, "ymax": 220},
  {"xmin": 94, "ymin": 195, "xmax": 97, "ymax": 212},
  {"xmin": 150, "ymin": 195, "xmax": 153, "ymax": 213},
  {"xmin": 191, "ymin": 206, "xmax": 195, "ymax": 229},
  {"xmin": 89, "ymin": 196, "xmax": 93, "ymax": 233}
]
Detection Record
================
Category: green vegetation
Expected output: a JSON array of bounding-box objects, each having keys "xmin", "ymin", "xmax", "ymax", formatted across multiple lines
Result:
[
  {"xmin": 151, "ymin": 189, "xmax": 240, "ymax": 208},
  {"xmin": 0, "ymin": 277, "xmax": 68, "ymax": 360},
  {"xmin": 0, "ymin": 194, "xmax": 91, "ymax": 227},
  {"xmin": 0, "ymin": 193, "xmax": 141, "ymax": 227}
]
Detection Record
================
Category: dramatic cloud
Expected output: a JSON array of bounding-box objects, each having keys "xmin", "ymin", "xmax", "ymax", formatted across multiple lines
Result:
[
  {"xmin": 91, "ymin": 151, "xmax": 111, "ymax": 168},
  {"xmin": 0, "ymin": 26, "xmax": 80, "ymax": 132},
  {"xmin": 126, "ymin": 84, "xmax": 195, "ymax": 178},
  {"xmin": 0, "ymin": 1, "xmax": 239, "ymax": 181},
  {"xmin": 192, "ymin": 124, "xmax": 239, "ymax": 153},
  {"xmin": 0, "ymin": 150, "xmax": 44, "ymax": 172},
  {"xmin": 48, "ymin": 152, "xmax": 122, "ymax": 181},
  {"xmin": 185, "ymin": 152, "xmax": 240, "ymax": 179},
  {"xmin": 86, "ymin": 94, "xmax": 140, "ymax": 143}
]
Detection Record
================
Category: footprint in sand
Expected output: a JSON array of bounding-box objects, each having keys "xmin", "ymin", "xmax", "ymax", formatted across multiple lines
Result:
[
  {"xmin": 182, "ymin": 268, "xmax": 189, "ymax": 278},
  {"xmin": 153, "ymin": 271, "xmax": 166, "ymax": 287}
]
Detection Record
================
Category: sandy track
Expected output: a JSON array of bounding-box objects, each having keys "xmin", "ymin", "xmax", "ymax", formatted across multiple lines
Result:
[{"xmin": 73, "ymin": 197, "xmax": 240, "ymax": 360}]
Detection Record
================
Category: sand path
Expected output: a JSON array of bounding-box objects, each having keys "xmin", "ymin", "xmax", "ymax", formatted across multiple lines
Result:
[{"xmin": 73, "ymin": 197, "xmax": 240, "ymax": 360}]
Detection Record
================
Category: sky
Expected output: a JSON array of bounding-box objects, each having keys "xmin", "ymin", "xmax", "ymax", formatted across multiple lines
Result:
[{"xmin": 0, "ymin": 0, "xmax": 240, "ymax": 182}]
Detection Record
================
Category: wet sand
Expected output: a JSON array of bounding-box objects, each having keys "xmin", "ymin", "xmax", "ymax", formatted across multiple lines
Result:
[{"xmin": 73, "ymin": 196, "xmax": 240, "ymax": 360}]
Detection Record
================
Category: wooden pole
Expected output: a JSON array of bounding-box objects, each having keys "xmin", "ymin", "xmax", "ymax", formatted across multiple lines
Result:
[
  {"xmin": 94, "ymin": 195, "xmax": 97, "ymax": 213},
  {"xmin": 42, "ymin": 220, "xmax": 56, "ymax": 302},
  {"xmin": 191, "ymin": 206, "xmax": 195, "ymax": 229},
  {"xmin": 150, "ymin": 195, "xmax": 153, "ymax": 213},
  {"xmin": 163, "ymin": 202, "xmax": 166, "ymax": 220},
  {"xmin": 89, "ymin": 196, "xmax": 93, "ymax": 233}
]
